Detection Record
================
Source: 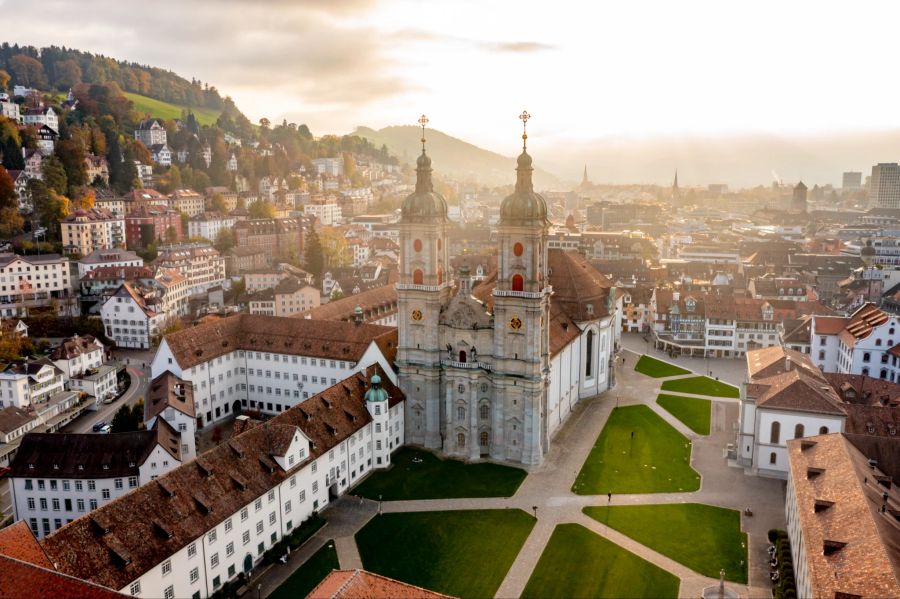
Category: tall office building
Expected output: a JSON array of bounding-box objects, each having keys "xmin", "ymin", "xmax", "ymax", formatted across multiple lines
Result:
[
  {"xmin": 842, "ymin": 171, "xmax": 862, "ymax": 191},
  {"xmin": 869, "ymin": 163, "xmax": 900, "ymax": 208}
]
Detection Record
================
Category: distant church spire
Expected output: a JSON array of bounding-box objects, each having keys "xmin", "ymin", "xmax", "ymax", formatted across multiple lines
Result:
[
  {"xmin": 671, "ymin": 169, "xmax": 682, "ymax": 206},
  {"xmin": 582, "ymin": 164, "xmax": 589, "ymax": 184}
]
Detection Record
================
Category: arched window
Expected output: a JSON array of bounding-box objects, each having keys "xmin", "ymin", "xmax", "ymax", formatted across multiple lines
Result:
[
  {"xmin": 412, "ymin": 269, "xmax": 423, "ymax": 285},
  {"xmin": 770, "ymin": 421, "xmax": 781, "ymax": 444},
  {"xmin": 862, "ymin": 367, "xmax": 870, "ymax": 376},
  {"xmin": 479, "ymin": 431, "xmax": 489, "ymax": 447},
  {"xmin": 480, "ymin": 404, "xmax": 489, "ymax": 420},
  {"xmin": 457, "ymin": 406, "xmax": 465, "ymax": 421},
  {"xmin": 459, "ymin": 350, "xmax": 467, "ymax": 363},
  {"xmin": 511, "ymin": 274, "xmax": 524, "ymax": 292},
  {"xmin": 877, "ymin": 339, "xmax": 883, "ymax": 346},
  {"xmin": 794, "ymin": 424, "xmax": 804, "ymax": 439},
  {"xmin": 456, "ymin": 433, "xmax": 465, "ymax": 447},
  {"xmin": 882, "ymin": 369, "xmax": 889, "ymax": 380},
  {"xmin": 585, "ymin": 330, "xmax": 594, "ymax": 377},
  {"xmin": 481, "ymin": 383, "xmax": 488, "ymax": 392},
  {"xmin": 819, "ymin": 426, "xmax": 829, "ymax": 434},
  {"xmin": 769, "ymin": 452, "xmax": 777, "ymax": 465},
  {"xmin": 863, "ymin": 352, "xmax": 871, "ymax": 363},
  {"xmin": 413, "ymin": 239, "xmax": 422, "ymax": 252},
  {"xmin": 437, "ymin": 267, "xmax": 443, "ymax": 285}
]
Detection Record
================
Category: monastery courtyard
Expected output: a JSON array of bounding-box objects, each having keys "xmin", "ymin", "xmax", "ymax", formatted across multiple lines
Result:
[{"xmin": 259, "ymin": 350, "xmax": 786, "ymax": 599}]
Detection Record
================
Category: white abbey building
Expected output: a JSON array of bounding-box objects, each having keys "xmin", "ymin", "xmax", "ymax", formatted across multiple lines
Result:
[{"xmin": 396, "ymin": 140, "xmax": 621, "ymax": 466}]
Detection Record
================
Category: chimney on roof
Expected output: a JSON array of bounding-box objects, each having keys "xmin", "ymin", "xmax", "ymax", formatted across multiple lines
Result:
[{"xmin": 785, "ymin": 355, "xmax": 791, "ymax": 371}]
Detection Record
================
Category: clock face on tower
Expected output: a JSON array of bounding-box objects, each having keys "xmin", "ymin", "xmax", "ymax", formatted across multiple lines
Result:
[
  {"xmin": 509, "ymin": 316, "xmax": 523, "ymax": 330},
  {"xmin": 411, "ymin": 309, "xmax": 423, "ymax": 321}
]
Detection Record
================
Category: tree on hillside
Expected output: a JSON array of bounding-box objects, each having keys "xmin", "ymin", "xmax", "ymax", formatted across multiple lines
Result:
[
  {"xmin": 54, "ymin": 139, "xmax": 87, "ymax": 194},
  {"xmin": 304, "ymin": 226, "xmax": 324, "ymax": 282},
  {"xmin": 54, "ymin": 59, "xmax": 82, "ymax": 91},
  {"xmin": 319, "ymin": 226, "xmax": 349, "ymax": 268},
  {"xmin": 0, "ymin": 118, "xmax": 24, "ymax": 170},
  {"xmin": 7, "ymin": 55, "xmax": 47, "ymax": 88},
  {"xmin": 41, "ymin": 155, "xmax": 68, "ymax": 195},
  {"xmin": 0, "ymin": 167, "xmax": 15, "ymax": 210},
  {"xmin": 41, "ymin": 190, "xmax": 70, "ymax": 241},
  {"xmin": 209, "ymin": 193, "xmax": 227, "ymax": 213},
  {"xmin": 0, "ymin": 70, "xmax": 9, "ymax": 92},
  {"xmin": 214, "ymin": 228, "xmax": 235, "ymax": 253},
  {"xmin": 248, "ymin": 200, "xmax": 276, "ymax": 219}
]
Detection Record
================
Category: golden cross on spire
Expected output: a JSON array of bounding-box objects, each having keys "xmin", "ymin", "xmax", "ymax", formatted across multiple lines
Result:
[
  {"xmin": 519, "ymin": 110, "xmax": 530, "ymax": 150},
  {"xmin": 418, "ymin": 114, "xmax": 429, "ymax": 152}
]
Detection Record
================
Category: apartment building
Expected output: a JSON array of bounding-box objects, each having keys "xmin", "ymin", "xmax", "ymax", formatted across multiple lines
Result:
[
  {"xmin": 9, "ymin": 430, "xmax": 182, "ymax": 538},
  {"xmin": 304, "ymin": 202, "xmax": 342, "ymax": 226},
  {"xmin": 49, "ymin": 335, "xmax": 117, "ymax": 402},
  {"xmin": 247, "ymin": 276, "xmax": 319, "ymax": 317},
  {"xmin": 0, "ymin": 359, "xmax": 66, "ymax": 410},
  {"xmin": 77, "ymin": 248, "xmax": 144, "ymax": 280},
  {"xmin": 125, "ymin": 206, "xmax": 183, "ymax": 249},
  {"xmin": 188, "ymin": 213, "xmax": 236, "ymax": 241},
  {"xmin": 154, "ymin": 244, "xmax": 226, "ymax": 294},
  {"xmin": 811, "ymin": 303, "xmax": 900, "ymax": 382},
  {"xmin": 168, "ymin": 190, "xmax": 206, "ymax": 217},
  {"xmin": 101, "ymin": 283, "xmax": 168, "ymax": 349},
  {"xmin": 60, "ymin": 208, "xmax": 125, "ymax": 256},
  {"xmin": 233, "ymin": 218, "xmax": 305, "ymax": 265},
  {"xmin": 0, "ymin": 253, "xmax": 72, "ymax": 317}
]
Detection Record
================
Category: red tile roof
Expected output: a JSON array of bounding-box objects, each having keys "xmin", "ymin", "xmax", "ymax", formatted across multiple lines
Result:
[
  {"xmin": 308, "ymin": 569, "xmax": 453, "ymax": 599},
  {"xmin": 0, "ymin": 555, "xmax": 125, "ymax": 599},
  {"xmin": 163, "ymin": 314, "xmax": 396, "ymax": 370},
  {"xmin": 0, "ymin": 521, "xmax": 52, "ymax": 568}
]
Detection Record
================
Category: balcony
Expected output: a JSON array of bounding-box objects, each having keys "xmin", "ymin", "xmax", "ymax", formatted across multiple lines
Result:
[
  {"xmin": 441, "ymin": 359, "xmax": 493, "ymax": 371},
  {"xmin": 493, "ymin": 286, "xmax": 551, "ymax": 300}
]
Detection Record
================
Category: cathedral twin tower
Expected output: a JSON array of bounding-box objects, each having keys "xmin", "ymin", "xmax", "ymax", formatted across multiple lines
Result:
[{"xmin": 396, "ymin": 114, "xmax": 555, "ymax": 465}]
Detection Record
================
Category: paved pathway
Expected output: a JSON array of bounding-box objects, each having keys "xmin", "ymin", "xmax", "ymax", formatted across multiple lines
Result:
[{"xmin": 262, "ymin": 355, "xmax": 784, "ymax": 598}]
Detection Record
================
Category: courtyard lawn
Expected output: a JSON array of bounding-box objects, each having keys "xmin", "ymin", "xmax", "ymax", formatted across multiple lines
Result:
[
  {"xmin": 521, "ymin": 523, "xmax": 679, "ymax": 599},
  {"xmin": 572, "ymin": 405, "xmax": 701, "ymax": 494},
  {"xmin": 584, "ymin": 503, "xmax": 748, "ymax": 584},
  {"xmin": 634, "ymin": 355, "xmax": 691, "ymax": 378},
  {"xmin": 656, "ymin": 393, "xmax": 711, "ymax": 435},
  {"xmin": 269, "ymin": 540, "xmax": 339, "ymax": 599},
  {"xmin": 660, "ymin": 376, "xmax": 739, "ymax": 398},
  {"xmin": 356, "ymin": 510, "xmax": 535, "ymax": 598},
  {"xmin": 351, "ymin": 447, "xmax": 526, "ymax": 500}
]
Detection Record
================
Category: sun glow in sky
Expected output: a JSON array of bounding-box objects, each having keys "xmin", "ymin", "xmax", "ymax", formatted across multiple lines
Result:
[{"xmin": 5, "ymin": 0, "xmax": 900, "ymax": 183}]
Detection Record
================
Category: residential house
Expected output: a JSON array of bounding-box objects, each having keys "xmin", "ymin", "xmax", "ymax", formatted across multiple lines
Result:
[
  {"xmin": 61, "ymin": 208, "xmax": 125, "ymax": 256},
  {"xmin": 134, "ymin": 119, "xmax": 167, "ymax": 148}
]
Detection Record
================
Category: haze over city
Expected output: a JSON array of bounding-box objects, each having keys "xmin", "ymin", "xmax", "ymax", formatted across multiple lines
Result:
[{"xmin": 5, "ymin": 0, "xmax": 900, "ymax": 184}]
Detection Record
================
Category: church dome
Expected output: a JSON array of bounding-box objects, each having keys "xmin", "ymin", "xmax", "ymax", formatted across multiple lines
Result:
[
  {"xmin": 499, "ymin": 150, "xmax": 548, "ymax": 227},
  {"xmin": 401, "ymin": 151, "xmax": 448, "ymax": 224}
]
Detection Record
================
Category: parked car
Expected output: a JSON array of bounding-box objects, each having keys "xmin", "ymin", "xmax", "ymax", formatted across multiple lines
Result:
[
  {"xmin": 0, "ymin": 466, "xmax": 10, "ymax": 478},
  {"xmin": 99, "ymin": 424, "xmax": 112, "ymax": 434},
  {"xmin": 91, "ymin": 421, "xmax": 107, "ymax": 432}
]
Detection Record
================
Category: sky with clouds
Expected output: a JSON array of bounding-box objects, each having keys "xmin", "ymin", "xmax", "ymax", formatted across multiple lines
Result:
[{"xmin": 3, "ymin": 0, "xmax": 900, "ymax": 184}]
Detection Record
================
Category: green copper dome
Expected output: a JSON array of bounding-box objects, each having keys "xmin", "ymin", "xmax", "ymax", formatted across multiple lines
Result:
[
  {"xmin": 401, "ymin": 151, "xmax": 448, "ymax": 224},
  {"xmin": 499, "ymin": 150, "xmax": 548, "ymax": 227},
  {"xmin": 364, "ymin": 374, "xmax": 388, "ymax": 403}
]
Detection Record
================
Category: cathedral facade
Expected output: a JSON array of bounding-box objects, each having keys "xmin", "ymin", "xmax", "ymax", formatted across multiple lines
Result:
[{"xmin": 397, "ymin": 136, "xmax": 622, "ymax": 466}]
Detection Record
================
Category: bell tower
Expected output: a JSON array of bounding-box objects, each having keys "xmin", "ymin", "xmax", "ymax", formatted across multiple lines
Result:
[
  {"xmin": 398, "ymin": 115, "xmax": 451, "ymax": 450},
  {"xmin": 492, "ymin": 111, "xmax": 551, "ymax": 465}
]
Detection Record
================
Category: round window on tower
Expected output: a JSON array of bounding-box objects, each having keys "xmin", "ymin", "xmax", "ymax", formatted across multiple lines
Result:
[
  {"xmin": 513, "ymin": 242, "xmax": 524, "ymax": 257},
  {"xmin": 413, "ymin": 239, "xmax": 422, "ymax": 252}
]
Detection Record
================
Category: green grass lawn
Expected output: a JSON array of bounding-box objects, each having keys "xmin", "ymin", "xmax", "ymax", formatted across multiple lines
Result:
[
  {"xmin": 584, "ymin": 504, "xmax": 748, "ymax": 583},
  {"xmin": 656, "ymin": 394, "xmax": 711, "ymax": 435},
  {"xmin": 660, "ymin": 376, "xmax": 740, "ymax": 398},
  {"xmin": 521, "ymin": 523, "xmax": 679, "ymax": 599},
  {"xmin": 124, "ymin": 92, "xmax": 221, "ymax": 126},
  {"xmin": 634, "ymin": 355, "xmax": 691, "ymax": 378},
  {"xmin": 356, "ymin": 510, "xmax": 535, "ymax": 598},
  {"xmin": 269, "ymin": 540, "xmax": 339, "ymax": 599},
  {"xmin": 351, "ymin": 447, "xmax": 526, "ymax": 500},
  {"xmin": 572, "ymin": 405, "xmax": 701, "ymax": 494}
]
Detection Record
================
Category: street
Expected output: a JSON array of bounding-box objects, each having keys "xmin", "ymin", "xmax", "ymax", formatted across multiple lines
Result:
[{"xmin": 60, "ymin": 365, "xmax": 150, "ymax": 435}]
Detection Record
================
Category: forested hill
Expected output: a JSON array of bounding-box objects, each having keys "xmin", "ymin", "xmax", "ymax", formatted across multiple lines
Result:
[{"xmin": 0, "ymin": 44, "xmax": 225, "ymax": 114}]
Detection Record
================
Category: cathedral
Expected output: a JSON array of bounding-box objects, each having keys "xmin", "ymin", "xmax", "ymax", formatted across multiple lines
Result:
[{"xmin": 397, "ymin": 120, "xmax": 622, "ymax": 466}]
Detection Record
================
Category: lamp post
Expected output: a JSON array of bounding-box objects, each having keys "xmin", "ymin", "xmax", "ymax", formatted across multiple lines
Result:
[
  {"xmin": 532, "ymin": 505, "xmax": 538, "ymax": 519},
  {"xmin": 378, "ymin": 494, "xmax": 382, "ymax": 515},
  {"xmin": 257, "ymin": 583, "xmax": 262, "ymax": 599}
]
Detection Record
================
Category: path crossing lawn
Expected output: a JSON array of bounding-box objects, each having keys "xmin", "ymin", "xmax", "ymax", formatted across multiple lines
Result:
[
  {"xmin": 634, "ymin": 355, "xmax": 691, "ymax": 378},
  {"xmin": 521, "ymin": 523, "xmax": 679, "ymax": 599},
  {"xmin": 584, "ymin": 504, "xmax": 748, "ymax": 584},
  {"xmin": 355, "ymin": 510, "xmax": 535, "ymax": 598},
  {"xmin": 572, "ymin": 405, "xmax": 701, "ymax": 494},
  {"xmin": 660, "ymin": 376, "xmax": 740, "ymax": 398},
  {"xmin": 656, "ymin": 394, "xmax": 711, "ymax": 435},
  {"xmin": 351, "ymin": 447, "xmax": 526, "ymax": 500},
  {"xmin": 269, "ymin": 541, "xmax": 339, "ymax": 599}
]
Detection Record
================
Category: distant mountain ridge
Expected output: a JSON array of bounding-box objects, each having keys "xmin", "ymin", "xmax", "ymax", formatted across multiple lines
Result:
[{"xmin": 352, "ymin": 125, "xmax": 560, "ymax": 187}]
